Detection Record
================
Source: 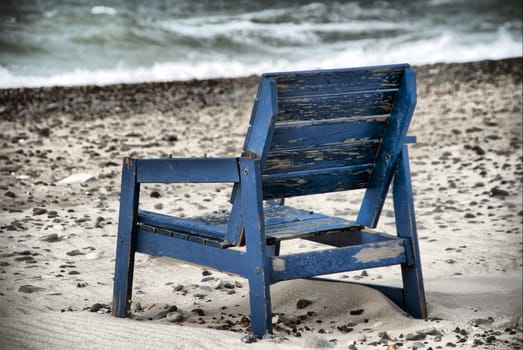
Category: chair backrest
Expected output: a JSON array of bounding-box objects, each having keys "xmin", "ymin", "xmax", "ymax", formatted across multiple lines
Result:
[{"xmin": 226, "ymin": 64, "xmax": 416, "ymax": 245}]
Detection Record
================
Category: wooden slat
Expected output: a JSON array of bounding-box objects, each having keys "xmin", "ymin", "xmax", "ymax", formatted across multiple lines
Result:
[
  {"xmin": 264, "ymin": 140, "xmax": 380, "ymax": 175},
  {"xmin": 265, "ymin": 216, "xmax": 362, "ymax": 241},
  {"xmin": 278, "ymin": 89, "xmax": 397, "ymax": 122},
  {"xmin": 135, "ymin": 227, "xmax": 247, "ymax": 276},
  {"xmin": 139, "ymin": 224, "xmax": 229, "ymax": 248},
  {"xmin": 269, "ymin": 117, "xmax": 387, "ymax": 152},
  {"xmin": 138, "ymin": 210, "xmax": 226, "ymax": 239},
  {"xmin": 263, "ymin": 205, "xmax": 325, "ymax": 225},
  {"xmin": 242, "ymin": 77, "xmax": 279, "ymax": 162},
  {"xmin": 136, "ymin": 158, "xmax": 239, "ymax": 183},
  {"xmin": 358, "ymin": 68, "xmax": 417, "ymax": 228},
  {"xmin": 269, "ymin": 239, "xmax": 407, "ymax": 282},
  {"xmin": 262, "ymin": 164, "xmax": 374, "ymax": 199},
  {"xmin": 265, "ymin": 66, "xmax": 407, "ymax": 98},
  {"xmin": 305, "ymin": 228, "xmax": 398, "ymax": 247}
]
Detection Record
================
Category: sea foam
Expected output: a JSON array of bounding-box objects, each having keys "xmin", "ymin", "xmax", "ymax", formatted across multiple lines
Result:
[{"xmin": 0, "ymin": 23, "xmax": 520, "ymax": 89}]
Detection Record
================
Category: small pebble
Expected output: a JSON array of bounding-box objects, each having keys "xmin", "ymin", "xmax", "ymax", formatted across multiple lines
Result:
[
  {"xmin": 297, "ymin": 299, "xmax": 312, "ymax": 309},
  {"xmin": 89, "ymin": 303, "xmax": 110, "ymax": 313},
  {"xmin": 66, "ymin": 249, "xmax": 85, "ymax": 256},
  {"xmin": 490, "ymin": 187, "xmax": 509, "ymax": 197},
  {"xmin": 191, "ymin": 308, "xmax": 205, "ymax": 316},
  {"xmin": 154, "ymin": 305, "xmax": 178, "ymax": 319},
  {"xmin": 32, "ymin": 208, "xmax": 47, "ymax": 216},
  {"xmin": 210, "ymin": 279, "xmax": 223, "ymax": 289},
  {"xmin": 166, "ymin": 311, "xmax": 184, "ymax": 322},
  {"xmin": 223, "ymin": 282, "xmax": 235, "ymax": 289},
  {"xmin": 163, "ymin": 134, "xmax": 178, "ymax": 142},
  {"xmin": 406, "ymin": 332, "xmax": 426, "ymax": 341},
  {"xmin": 40, "ymin": 233, "xmax": 62, "ymax": 242},
  {"xmin": 18, "ymin": 285, "xmax": 44, "ymax": 293},
  {"xmin": 241, "ymin": 333, "xmax": 257, "ymax": 344},
  {"xmin": 4, "ymin": 191, "xmax": 16, "ymax": 198}
]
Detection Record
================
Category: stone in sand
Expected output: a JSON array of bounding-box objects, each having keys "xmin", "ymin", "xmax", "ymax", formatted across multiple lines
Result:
[
  {"xmin": 406, "ymin": 332, "xmax": 426, "ymax": 341},
  {"xmin": 66, "ymin": 249, "xmax": 85, "ymax": 256},
  {"xmin": 40, "ymin": 233, "xmax": 62, "ymax": 242},
  {"xmin": 166, "ymin": 311, "xmax": 184, "ymax": 322},
  {"xmin": 18, "ymin": 285, "xmax": 45, "ymax": 293},
  {"xmin": 191, "ymin": 308, "xmax": 205, "ymax": 316},
  {"xmin": 89, "ymin": 303, "xmax": 110, "ymax": 313},
  {"xmin": 490, "ymin": 187, "xmax": 509, "ymax": 197},
  {"xmin": 241, "ymin": 333, "xmax": 257, "ymax": 344},
  {"xmin": 350, "ymin": 309, "xmax": 364, "ymax": 315},
  {"xmin": 297, "ymin": 299, "xmax": 312, "ymax": 309},
  {"xmin": 32, "ymin": 208, "xmax": 47, "ymax": 216},
  {"xmin": 154, "ymin": 305, "xmax": 178, "ymax": 320},
  {"xmin": 4, "ymin": 191, "xmax": 16, "ymax": 198}
]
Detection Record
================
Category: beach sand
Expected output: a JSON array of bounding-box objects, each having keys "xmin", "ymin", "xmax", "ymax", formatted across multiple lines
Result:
[{"xmin": 0, "ymin": 58, "xmax": 521, "ymax": 349}]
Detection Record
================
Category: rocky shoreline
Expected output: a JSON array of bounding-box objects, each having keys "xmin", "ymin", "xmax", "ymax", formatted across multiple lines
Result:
[{"xmin": 0, "ymin": 58, "xmax": 521, "ymax": 122}]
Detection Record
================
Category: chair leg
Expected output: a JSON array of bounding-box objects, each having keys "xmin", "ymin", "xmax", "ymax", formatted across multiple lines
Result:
[
  {"xmin": 393, "ymin": 147, "xmax": 427, "ymax": 318},
  {"xmin": 248, "ymin": 272, "xmax": 272, "ymax": 338},
  {"xmin": 240, "ymin": 158, "xmax": 273, "ymax": 337},
  {"xmin": 112, "ymin": 158, "xmax": 140, "ymax": 318},
  {"xmin": 400, "ymin": 259, "xmax": 426, "ymax": 318}
]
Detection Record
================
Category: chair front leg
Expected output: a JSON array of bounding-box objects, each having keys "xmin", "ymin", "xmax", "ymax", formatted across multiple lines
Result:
[{"xmin": 240, "ymin": 157, "xmax": 273, "ymax": 338}]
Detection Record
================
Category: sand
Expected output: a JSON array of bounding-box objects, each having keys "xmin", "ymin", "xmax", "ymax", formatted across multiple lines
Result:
[{"xmin": 0, "ymin": 58, "xmax": 521, "ymax": 349}]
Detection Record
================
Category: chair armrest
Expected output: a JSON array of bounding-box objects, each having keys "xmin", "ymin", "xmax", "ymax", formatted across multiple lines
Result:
[{"xmin": 131, "ymin": 157, "xmax": 240, "ymax": 183}]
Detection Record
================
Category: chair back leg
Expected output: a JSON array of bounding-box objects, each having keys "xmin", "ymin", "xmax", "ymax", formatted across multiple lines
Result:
[
  {"xmin": 393, "ymin": 147, "xmax": 427, "ymax": 318},
  {"xmin": 113, "ymin": 158, "xmax": 140, "ymax": 317}
]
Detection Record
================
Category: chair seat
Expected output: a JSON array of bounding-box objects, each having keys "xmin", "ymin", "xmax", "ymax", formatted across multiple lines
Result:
[{"xmin": 137, "ymin": 205, "xmax": 364, "ymax": 248}]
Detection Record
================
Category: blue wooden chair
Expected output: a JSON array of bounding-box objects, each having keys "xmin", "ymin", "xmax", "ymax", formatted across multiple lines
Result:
[{"xmin": 112, "ymin": 64, "xmax": 427, "ymax": 337}]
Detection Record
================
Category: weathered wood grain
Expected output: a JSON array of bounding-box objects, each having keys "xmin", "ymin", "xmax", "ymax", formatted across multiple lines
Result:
[
  {"xmin": 264, "ymin": 140, "xmax": 380, "ymax": 174},
  {"xmin": 269, "ymin": 117, "xmax": 387, "ymax": 151},
  {"xmin": 264, "ymin": 65, "xmax": 407, "ymax": 98},
  {"xmin": 270, "ymin": 239, "xmax": 407, "ymax": 282},
  {"xmin": 135, "ymin": 227, "xmax": 247, "ymax": 275},
  {"xmin": 358, "ymin": 68, "xmax": 417, "ymax": 228},
  {"xmin": 265, "ymin": 216, "xmax": 362, "ymax": 241},
  {"xmin": 112, "ymin": 158, "xmax": 140, "ymax": 318},
  {"xmin": 262, "ymin": 164, "xmax": 374, "ymax": 199},
  {"xmin": 138, "ymin": 210, "xmax": 226, "ymax": 239},
  {"xmin": 278, "ymin": 89, "xmax": 397, "ymax": 122},
  {"xmin": 136, "ymin": 158, "xmax": 239, "ymax": 183}
]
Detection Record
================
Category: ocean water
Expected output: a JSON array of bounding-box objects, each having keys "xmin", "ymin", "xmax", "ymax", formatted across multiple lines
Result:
[{"xmin": 0, "ymin": 0, "xmax": 521, "ymax": 88}]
